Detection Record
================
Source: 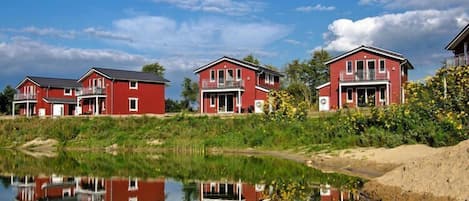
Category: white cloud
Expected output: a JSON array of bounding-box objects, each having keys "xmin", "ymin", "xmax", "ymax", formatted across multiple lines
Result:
[
  {"xmin": 284, "ymin": 39, "xmax": 301, "ymax": 45},
  {"xmin": 153, "ymin": 0, "xmax": 264, "ymax": 15},
  {"xmin": 358, "ymin": 0, "xmax": 469, "ymax": 10},
  {"xmin": 296, "ymin": 4, "xmax": 335, "ymax": 12},
  {"xmin": 83, "ymin": 27, "xmax": 134, "ymax": 42},
  {"xmin": 316, "ymin": 8, "xmax": 469, "ymax": 79},
  {"xmin": 1, "ymin": 26, "xmax": 76, "ymax": 39}
]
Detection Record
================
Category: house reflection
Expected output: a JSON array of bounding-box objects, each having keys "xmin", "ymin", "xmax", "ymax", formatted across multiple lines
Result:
[
  {"xmin": 199, "ymin": 180, "xmax": 267, "ymax": 201},
  {"xmin": 319, "ymin": 184, "xmax": 360, "ymax": 201},
  {"xmin": 10, "ymin": 175, "xmax": 165, "ymax": 201}
]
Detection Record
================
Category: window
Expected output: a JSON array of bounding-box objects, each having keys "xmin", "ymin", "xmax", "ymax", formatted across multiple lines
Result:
[
  {"xmin": 236, "ymin": 69, "xmax": 241, "ymax": 81},
  {"xmin": 210, "ymin": 70, "xmax": 215, "ymax": 82},
  {"xmin": 270, "ymin": 75, "xmax": 275, "ymax": 85},
  {"xmin": 210, "ymin": 95, "xmax": 215, "ymax": 107},
  {"xmin": 129, "ymin": 197, "xmax": 138, "ymax": 201},
  {"xmin": 379, "ymin": 59, "xmax": 386, "ymax": 72},
  {"xmin": 227, "ymin": 69, "xmax": 234, "ymax": 81},
  {"xmin": 129, "ymin": 81, "xmax": 138, "ymax": 89},
  {"xmin": 346, "ymin": 61, "xmax": 353, "ymax": 74},
  {"xmin": 347, "ymin": 88, "xmax": 353, "ymax": 103},
  {"xmin": 129, "ymin": 98, "xmax": 138, "ymax": 112},
  {"xmin": 64, "ymin": 88, "xmax": 72, "ymax": 96},
  {"xmin": 128, "ymin": 178, "xmax": 138, "ymax": 191},
  {"xmin": 380, "ymin": 87, "xmax": 386, "ymax": 102}
]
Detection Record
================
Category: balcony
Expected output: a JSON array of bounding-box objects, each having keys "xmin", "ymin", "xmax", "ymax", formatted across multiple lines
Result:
[
  {"xmin": 445, "ymin": 54, "xmax": 468, "ymax": 67},
  {"xmin": 340, "ymin": 71, "xmax": 389, "ymax": 82},
  {"xmin": 201, "ymin": 79, "xmax": 244, "ymax": 90},
  {"xmin": 77, "ymin": 87, "xmax": 106, "ymax": 96},
  {"xmin": 14, "ymin": 93, "xmax": 37, "ymax": 101}
]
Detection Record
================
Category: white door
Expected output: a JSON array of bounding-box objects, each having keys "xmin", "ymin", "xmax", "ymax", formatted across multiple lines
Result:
[
  {"xmin": 53, "ymin": 104, "xmax": 64, "ymax": 116},
  {"xmin": 319, "ymin": 96, "xmax": 329, "ymax": 111}
]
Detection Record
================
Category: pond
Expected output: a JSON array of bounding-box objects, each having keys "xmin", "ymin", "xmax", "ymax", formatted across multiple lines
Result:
[{"xmin": 0, "ymin": 150, "xmax": 364, "ymax": 201}]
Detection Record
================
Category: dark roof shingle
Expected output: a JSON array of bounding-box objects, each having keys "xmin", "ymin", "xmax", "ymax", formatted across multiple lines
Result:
[
  {"xmin": 25, "ymin": 76, "xmax": 80, "ymax": 88},
  {"xmin": 93, "ymin": 67, "xmax": 169, "ymax": 83}
]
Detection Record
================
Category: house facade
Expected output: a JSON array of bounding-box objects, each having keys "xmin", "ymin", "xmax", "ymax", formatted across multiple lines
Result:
[
  {"xmin": 194, "ymin": 56, "xmax": 282, "ymax": 114},
  {"xmin": 76, "ymin": 67, "xmax": 169, "ymax": 115},
  {"xmin": 12, "ymin": 76, "xmax": 80, "ymax": 117},
  {"xmin": 445, "ymin": 23, "xmax": 469, "ymax": 67},
  {"xmin": 316, "ymin": 45, "xmax": 413, "ymax": 111}
]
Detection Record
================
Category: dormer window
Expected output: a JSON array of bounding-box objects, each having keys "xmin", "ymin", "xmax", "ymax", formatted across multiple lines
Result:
[
  {"xmin": 64, "ymin": 88, "xmax": 72, "ymax": 96},
  {"xmin": 129, "ymin": 81, "xmax": 138, "ymax": 89}
]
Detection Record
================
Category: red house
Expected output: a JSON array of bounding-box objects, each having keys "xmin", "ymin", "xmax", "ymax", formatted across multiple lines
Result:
[
  {"xmin": 12, "ymin": 76, "xmax": 80, "ymax": 117},
  {"xmin": 316, "ymin": 45, "xmax": 414, "ymax": 111},
  {"xmin": 445, "ymin": 23, "xmax": 469, "ymax": 67},
  {"xmin": 194, "ymin": 56, "xmax": 282, "ymax": 114},
  {"xmin": 76, "ymin": 67, "xmax": 169, "ymax": 115}
]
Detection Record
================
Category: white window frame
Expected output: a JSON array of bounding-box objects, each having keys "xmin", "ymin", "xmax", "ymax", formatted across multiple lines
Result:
[
  {"xmin": 128, "ymin": 178, "xmax": 138, "ymax": 191},
  {"xmin": 346, "ymin": 61, "xmax": 353, "ymax": 75},
  {"xmin": 129, "ymin": 98, "xmax": 138, "ymax": 112},
  {"xmin": 379, "ymin": 59, "xmax": 386, "ymax": 73},
  {"xmin": 129, "ymin": 81, "xmax": 138, "ymax": 89},
  {"xmin": 346, "ymin": 88, "xmax": 353, "ymax": 103},
  {"xmin": 210, "ymin": 70, "xmax": 215, "ymax": 82},
  {"xmin": 379, "ymin": 87, "xmax": 386, "ymax": 102},
  {"xmin": 129, "ymin": 197, "xmax": 138, "ymax": 201},
  {"xmin": 227, "ymin": 69, "xmax": 234, "ymax": 81},
  {"xmin": 210, "ymin": 94, "xmax": 215, "ymax": 107},
  {"xmin": 236, "ymin": 68, "xmax": 241, "ymax": 81},
  {"xmin": 64, "ymin": 88, "xmax": 72, "ymax": 96},
  {"xmin": 270, "ymin": 75, "xmax": 275, "ymax": 85}
]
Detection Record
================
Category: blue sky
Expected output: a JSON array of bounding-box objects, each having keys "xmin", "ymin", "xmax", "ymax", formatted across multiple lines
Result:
[{"xmin": 1, "ymin": 0, "xmax": 468, "ymax": 99}]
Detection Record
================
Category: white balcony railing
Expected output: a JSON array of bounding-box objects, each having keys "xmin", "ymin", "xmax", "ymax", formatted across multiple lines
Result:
[
  {"xmin": 445, "ymin": 54, "xmax": 468, "ymax": 67},
  {"xmin": 340, "ymin": 71, "xmax": 389, "ymax": 82},
  {"xmin": 201, "ymin": 79, "xmax": 244, "ymax": 89},
  {"xmin": 14, "ymin": 93, "xmax": 37, "ymax": 100},
  {"xmin": 77, "ymin": 87, "xmax": 106, "ymax": 96}
]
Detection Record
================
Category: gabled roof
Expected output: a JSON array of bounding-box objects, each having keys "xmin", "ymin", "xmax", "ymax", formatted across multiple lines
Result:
[
  {"xmin": 445, "ymin": 23, "xmax": 469, "ymax": 50},
  {"xmin": 315, "ymin": 82, "xmax": 330, "ymax": 90},
  {"xmin": 16, "ymin": 76, "xmax": 80, "ymax": 89},
  {"xmin": 193, "ymin": 56, "xmax": 283, "ymax": 76},
  {"xmin": 78, "ymin": 67, "xmax": 170, "ymax": 83},
  {"xmin": 325, "ymin": 45, "xmax": 406, "ymax": 64}
]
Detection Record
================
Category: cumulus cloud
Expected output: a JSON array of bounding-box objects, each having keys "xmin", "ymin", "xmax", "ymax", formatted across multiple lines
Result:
[
  {"xmin": 0, "ymin": 26, "xmax": 76, "ymax": 39},
  {"xmin": 358, "ymin": 0, "xmax": 469, "ymax": 10},
  {"xmin": 296, "ymin": 4, "xmax": 335, "ymax": 12},
  {"xmin": 83, "ymin": 27, "xmax": 133, "ymax": 42},
  {"xmin": 153, "ymin": 0, "xmax": 264, "ymax": 15}
]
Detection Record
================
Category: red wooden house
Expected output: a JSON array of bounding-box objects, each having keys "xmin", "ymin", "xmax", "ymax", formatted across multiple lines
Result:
[
  {"xmin": 445, "ymin": 23, "xmax": 469, "ymax": 67},
  {"xmin": 194, "ymin": 56, "xmax": 282, "ymax": 114},
  {"xmin": 316, "ymin": 45, "xmax": 414, "ymax": 111},
  {"xmin": 12, "ymin": 76, "xmax": 80, "ymax": 117},
  {"xmin": 76, "ymin": 67, "xmax": 169, "ymax": 115}
]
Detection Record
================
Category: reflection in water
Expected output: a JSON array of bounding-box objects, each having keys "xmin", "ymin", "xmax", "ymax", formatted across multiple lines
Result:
[{"xmin": 0, "ymin": 151, "xmax": 363, "ymax": 201}]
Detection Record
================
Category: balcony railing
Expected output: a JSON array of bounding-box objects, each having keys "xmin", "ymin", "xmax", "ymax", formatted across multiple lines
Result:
[
  {"xmin": 445, "ymin": 54, "xmax": 468, "ymax": 67},
  {"xmin": 77, "ymin": 87, "xmax": 106, "ymax": 96},
  {"xmin": 340, "ymin": 71, "xmax": 389, "ymax": 82},
  {"xmin": 202, "ymin": 79, "xmax": 244, "ymax": 89},
  {"xmin": 14, "ymin": 93, "xmax": 37, "ymax": 100}
]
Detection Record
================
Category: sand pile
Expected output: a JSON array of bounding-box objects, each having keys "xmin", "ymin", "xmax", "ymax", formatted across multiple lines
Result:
[{"xmin": 374, "ymin": 140, "xmax": 469, "ymax": 201}]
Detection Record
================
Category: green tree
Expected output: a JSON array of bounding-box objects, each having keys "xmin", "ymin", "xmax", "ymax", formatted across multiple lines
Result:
[
  {"xmin": 142, "ymin": 62, "xmax": 165, "ymax": 77},
  {"xmin": 243, "ymin": 54, "xmax": 260, "ymax": 65},
  {"xmin": 181, "ymin": 77, "xmax": 199, "ymax": 110},
  {"xmin": 0, "ymin": 85, "xmax": 16, "ymax": 115},
  {"xmin": 165, "ymin": 99, "xmax": 183, "ymax": 112}
]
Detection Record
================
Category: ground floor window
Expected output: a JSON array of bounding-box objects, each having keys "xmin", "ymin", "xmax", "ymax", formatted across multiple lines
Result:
[
  {"xmin": 210, "ymin": 94, "xmax": 215, "ymax": 107},
  {"xmin": 379, "ymin": 87, "xmax": 386, "ymax": 102},
  {"xmin": 129, "ymin": 98, "xmax": 138, "ymax": 111},
  {"xmin": 346, "ymin": 88, "xmax": 353, "ymax": 103}
]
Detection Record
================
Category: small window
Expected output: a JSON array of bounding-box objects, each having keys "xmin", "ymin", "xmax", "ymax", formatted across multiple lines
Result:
[
  {"xmin": 129, "ymin": 81, "xmax": 138, "ymax": 89},
  {"xmin": 236, "ymin": 69, "xmax": 241, "ymax": 81},
  {"xmin": 346, "ymin": 61, "xmax": 353, "ymax": 74},
  {"xmin": 227, "ymin": 69, "xmax": 234, "ymax": 81},
  {"xmin": 128, "ymin": 178, "xmax": 138, "ymax": 190},
  {"xmin": 64, "ymin": 88, "xmax": 72, "ymax": 96},
  {"xmin": 129, "ymin": 197, "xmax": 138, "ymax": 201},
  {"xmin": 379, "ymin": 59, "xmax": 386, "ymax": 72},
  {"xmin": 129, "ymin": 98, "xmax": 138, "ymax": 111},
  {"xmin": 347, "ymin": 88, "xmax": 353, "ymax": 103},
  {"xmin": 210, "ymin": 70, "xmax": 215, "ymax": 82},
  {"xmin": 380, "ymin": 87, "xmax": 386, "ymax": 102},
  {"xmin": 210, "ymin": 95, "xmax": 215, "ymax": 107}
]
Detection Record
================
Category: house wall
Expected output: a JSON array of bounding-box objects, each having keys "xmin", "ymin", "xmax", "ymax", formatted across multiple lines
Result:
[
  {"xmin": 79, "ymin": 71, "xmax": 165, "ymax": 115},
  {"xmin": 104, "ymin": 179, "xmax": 165, "ymax": 201},
  {"xmin": 198, "ymin": 60, "xmax": 280, "ymax": 113},
  {"xmin": 328, "ymin": 50, "xmax": 404, "ymax": 109}
]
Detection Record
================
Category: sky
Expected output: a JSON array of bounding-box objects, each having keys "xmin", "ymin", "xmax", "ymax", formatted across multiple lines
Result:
[{"xmin": 0, "ymin": 0, "xmax": 468, "ymax": 99}]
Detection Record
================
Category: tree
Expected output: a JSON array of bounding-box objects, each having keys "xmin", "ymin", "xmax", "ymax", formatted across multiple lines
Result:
[
  {"xmin": 0, "ymin": 85, "xmax": 16, "ymax": 115},
  {"xmin": 181, "ymin": 77, "xmax": 199, "ymax": 110},
  {"xmin": 142, "ymin": 62, "xmax": 165, "ymax": 77},
  {"xmin": 243, "ymin": 54, "xmax": 260, "ymax": 65},
  {"xmin": 165, "ymin": 99, "xmax": 183, "ymax": 112}
]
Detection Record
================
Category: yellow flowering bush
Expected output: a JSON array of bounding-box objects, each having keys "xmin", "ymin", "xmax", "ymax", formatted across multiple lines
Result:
[{"xmin": 264, "ymin": 90, "xmax": 308, "ymax": 121}]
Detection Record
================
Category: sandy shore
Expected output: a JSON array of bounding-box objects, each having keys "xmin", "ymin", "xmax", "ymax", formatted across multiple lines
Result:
[{"xmin": 309, "ymin": 140, "xmax": 469, "ymax": 201}]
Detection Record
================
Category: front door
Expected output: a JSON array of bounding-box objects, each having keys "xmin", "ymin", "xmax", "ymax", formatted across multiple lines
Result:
[
  {"xmin": 218, "ymin": 94, "xmax": 234, "ymax": 113},
  {"xmin": 357, "ymin": 88, "xmax": 376, "ymax": 107},
  {"xmin": 53, "ymin": 104, "xmax": 64, "ymax": 116}
]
